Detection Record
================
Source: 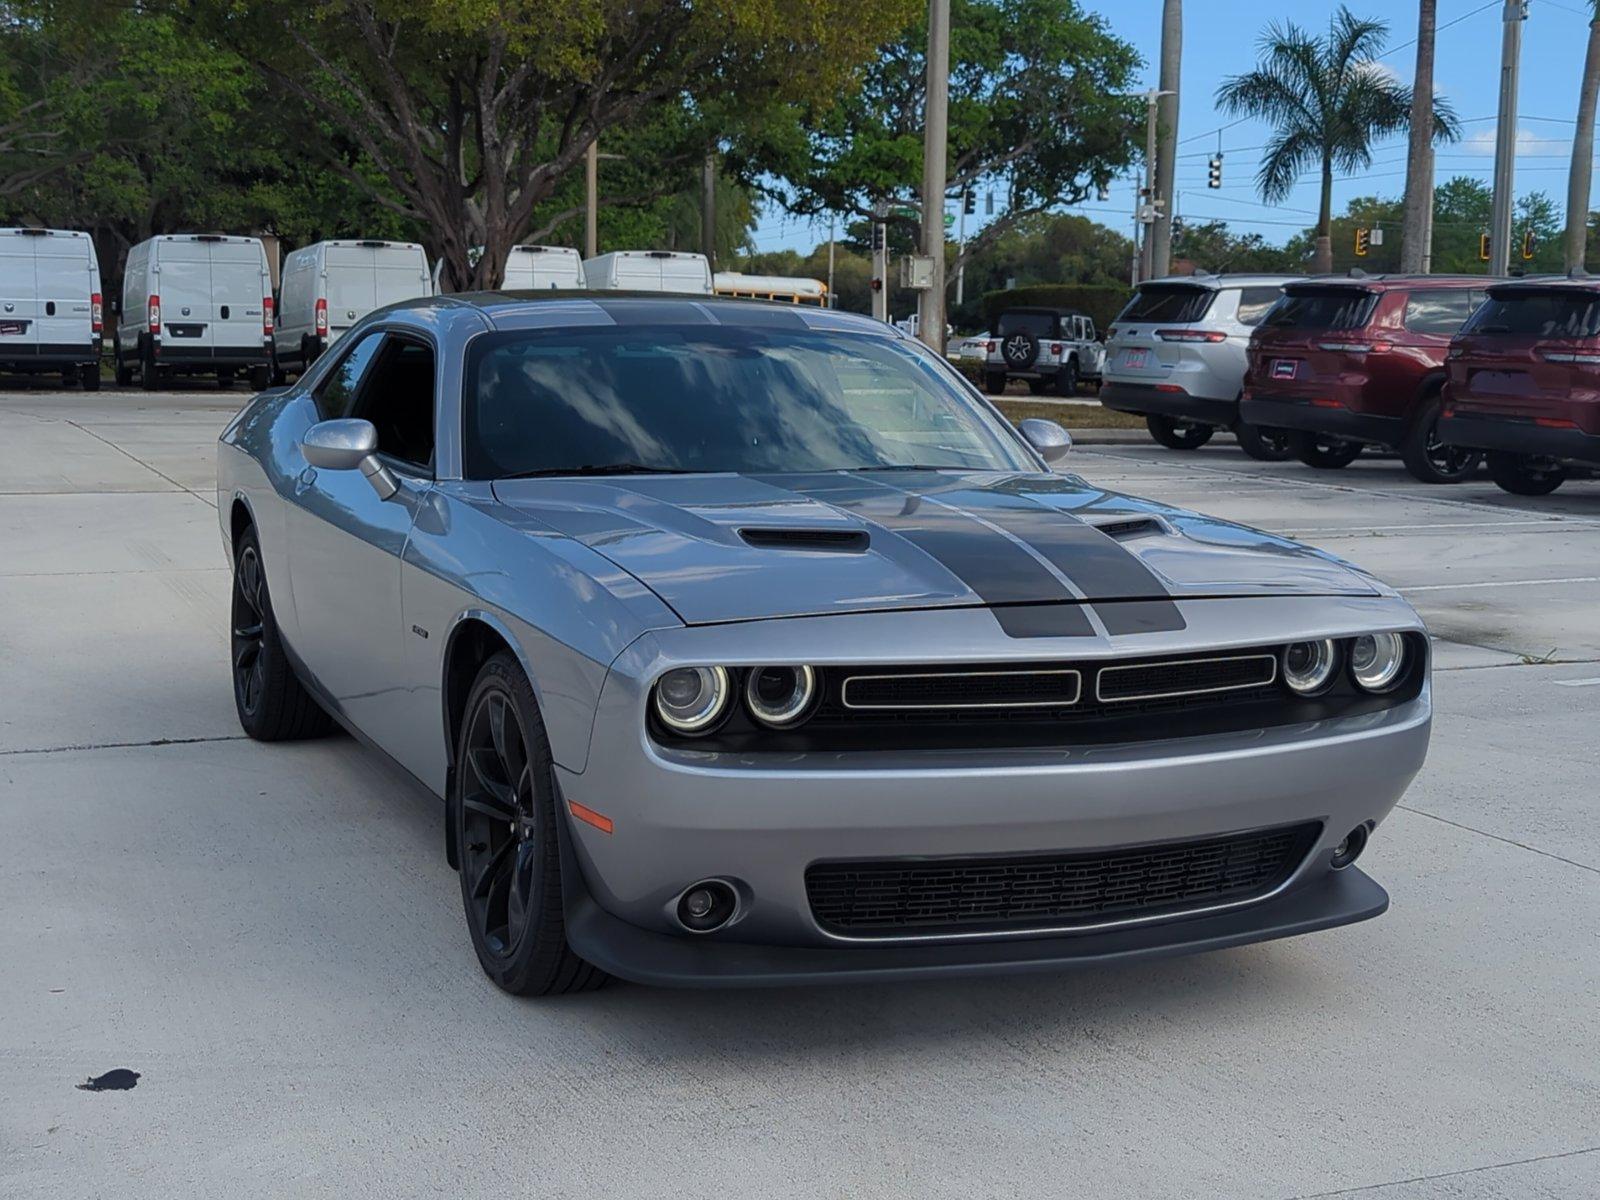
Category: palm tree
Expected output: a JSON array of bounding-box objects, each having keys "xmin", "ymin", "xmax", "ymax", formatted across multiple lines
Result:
[
  {"xmin": 1400, "ymin": 0, "xmax": 1438, "ymax": 273},
  {"xmin": 1563, "ymin": 1, "xmax": 1600, "ymax": 271},
  {"xmin": 1217, "ymin": 6, "xmax": 1459, "ymax": 274}
]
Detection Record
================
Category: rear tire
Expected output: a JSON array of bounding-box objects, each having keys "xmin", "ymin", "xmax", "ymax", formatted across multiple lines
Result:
[
  {"xmin": 1234, "ymin": 421, "xmax": 1294, "ymax": 462},
  {"xmin": 1289, "ymin": 431, "xmax": 1363, "ymax": 469},
  {"xmin": 452, "ymin": 652, "xmax": 607, "ymax": 996},
  {"xmin": 1401, "ymin": 395, "xmax": 1481, "ymax": 484},
  {"xmin": 984, "ymin": 371, "xmax": 1007, "ymax": 395},
  {"xmin": 140, "ymin": 341, "xmax": 159, "ymax": 392},
  {"xmin": 1146, "ymin": 413, "xmax": 1214, "ymax": 450},
  {"xmin": 1486, "ymin": 451, "xmax": 1567, "ymax": 496},
  {"xmin": 80, "ymin": 363, "xmax": 101, "ymax": 391},
  {"xmin": 1055, "ymin": 358, "xmax": 1080, "ymax": 396},
  {"xmin": 114, "ymin": 344, "xmax": 133, "ymax": 387},
  {"xmin": 249, "ymin": 364, "xmax": 271, "ymax": 391},
  {"xmin": 230, "ymin": 526, "xmax": 336, "ymax": 741},
  {"xmin": 1026, "ymin": 377, "xmax": 1048, "ymax": 396},
  {"xmin": 217, "ymin": 368, "xmax": 236, "ymax": 388}
]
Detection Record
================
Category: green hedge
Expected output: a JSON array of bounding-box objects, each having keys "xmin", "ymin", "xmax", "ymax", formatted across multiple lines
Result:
[{"xmin": 980, "ymin": 284, "xmax": 1133, "ymax": 333}]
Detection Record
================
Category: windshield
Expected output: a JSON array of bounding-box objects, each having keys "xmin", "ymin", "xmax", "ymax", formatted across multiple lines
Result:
[
  {"xmin": 1116, "ymin": 285, "xmax": 1214, "ymax": 324},
  {"xmin": 1462, "ymin": 291, "xmax": 1600, "ymax": 338},
  {"xmin": 462, "ymin": 326, "xmax": 1036, "ymax": 478},
  {"xmin": 1263, "ymin": 289, "xmax": 1378, "ymax": 331}
]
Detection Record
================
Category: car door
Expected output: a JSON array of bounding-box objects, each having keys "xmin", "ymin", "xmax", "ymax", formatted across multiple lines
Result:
[{"xmin": 286, "ymin": 328, "xmax": 436, "ymax": 757}]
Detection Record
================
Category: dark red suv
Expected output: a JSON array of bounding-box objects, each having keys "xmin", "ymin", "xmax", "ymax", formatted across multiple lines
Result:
[
  {"xmin": 1240, "ymin": 275, "xmax": 1489, "ymax": 482},
  {"xmin": 1439, "ymin": 277, "xmax": 1600, "ymax": 495}
]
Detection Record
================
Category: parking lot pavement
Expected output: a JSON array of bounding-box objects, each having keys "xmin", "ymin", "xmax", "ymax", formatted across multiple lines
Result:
[{"xmin": 3, "ymin": 391, "xmax": 1598, "ymax": 1199}]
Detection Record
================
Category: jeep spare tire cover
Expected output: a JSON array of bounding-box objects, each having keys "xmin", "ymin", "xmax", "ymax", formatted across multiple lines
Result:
[{"xmin": 1001, "ymin": 330, "xmax": 1038, "ymax": 368}]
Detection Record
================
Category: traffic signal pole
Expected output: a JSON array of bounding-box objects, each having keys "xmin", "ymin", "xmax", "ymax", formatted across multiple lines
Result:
[{"xmin": 1489, "ymin": 0, "xmax": 1528, "ymax": 275}]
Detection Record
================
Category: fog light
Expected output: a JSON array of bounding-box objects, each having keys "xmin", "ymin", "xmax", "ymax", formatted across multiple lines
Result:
[
  {"xmin": 1351, "ymin": 632, "xmax": 1407, "ymax": 692},
  {"xmin": 676, "ymin": 879, "xmax": 737, "ymax": 932},
  {"xmin": 1283, "ymin": 639, "xmax": 1338, "ymax": 695},
  {"xmin": 1331, "ymin": 824, "xmax": 1370, "ymax": 869}
]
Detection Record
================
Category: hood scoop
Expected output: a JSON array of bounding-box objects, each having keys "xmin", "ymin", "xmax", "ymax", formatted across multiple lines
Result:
[
  {"xmin": 738, "ymin": 527, "xmax": 871, "ymax": 553},
  {"xmin": 1086, "ymin": 515, "xmax": 1169, "ymax": 541}
]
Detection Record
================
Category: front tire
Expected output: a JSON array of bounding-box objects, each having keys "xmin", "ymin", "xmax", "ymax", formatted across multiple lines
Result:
[
  {"xmin": 230, "ymin": 527, "xmax": 335, "ymax": 741},
  {"xmin": 81, "ymin": 362, "xmax": 101, "ymax": 391},
  {"xmin": 1146, "ymin": 413, "xmax": 1214, "ymax": 450},
  {"xmin": 452, "ymin": 652, "xmax": 606, "ymax": 996},
  {"xmin": 140, "ymin": 339, "xmax": 159, "ymax": 392},
  {"xmin": 1055, "ymin": 358, "xmax": 1080, "ymax": 396},
  {"xmin": 1289, "ymin": 431, "xmax": 1363, "ymax": 469},
  {"xmin": 1234, "ymin": 421, "xmax": 1294, "ymax": 462},
  {"xmin": 1486, "ymin": 451, "xmax": 1567, "ymax": 496},
  {"xmin": 249, "ymin": 364, "xmax": 271, "ymax": 391},
  {"xmin": 1401, "ymin": 395, "xmax": 1481, "ymax": 483},
  {"xmin": 984, "ymin": 371, "xmax": 1007, "ymax": 395},
  {"xmin": 114, "ymin": 345, "xmax": 133, "ymax": 387}
]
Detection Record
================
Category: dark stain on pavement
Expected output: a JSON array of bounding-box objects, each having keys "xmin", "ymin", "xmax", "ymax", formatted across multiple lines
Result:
[{"xmin": 76, "ymin": 1069, "xmax": 140, "ymax": 1092}]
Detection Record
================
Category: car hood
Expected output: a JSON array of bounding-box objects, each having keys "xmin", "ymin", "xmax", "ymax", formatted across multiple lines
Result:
[{"xmin": 491, "ymin": 470, "xmax": 1379, "ymax": 627}]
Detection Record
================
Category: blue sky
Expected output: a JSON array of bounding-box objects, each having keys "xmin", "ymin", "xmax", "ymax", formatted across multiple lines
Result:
[{"xmin": 746, "ymin": 0, "xmax": 1600, "ymax": 253}]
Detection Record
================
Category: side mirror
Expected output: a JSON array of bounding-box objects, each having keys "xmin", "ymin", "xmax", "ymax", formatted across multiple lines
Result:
[
  {"xmin": 1019, "ymin": 417, "xmax": 1072, "ymax": 464},
  {"xmin": 302, "ymin": 418, "xmax": 397, "ymax": 500}
]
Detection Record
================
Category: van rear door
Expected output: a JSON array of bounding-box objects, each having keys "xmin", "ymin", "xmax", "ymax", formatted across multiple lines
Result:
[
  {"xmin": 207, "ymin": 239, "xmax": 266, "ymax": 354},
  {"xmin": 0, "ymin": 232, "xmax": 41, "ymax": 357},
  {"xmin": 32, "ymin": 233, "xmax": 95, "ymax": 355},
  {"xmin": 156, "ymin": 238, "xmax": 216, "ymax": 353}
]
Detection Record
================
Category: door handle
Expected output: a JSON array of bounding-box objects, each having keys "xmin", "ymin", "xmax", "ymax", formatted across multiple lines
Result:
[{"xmin": 295, "ymin": 466, "xmax": 317, "ymax": 495}]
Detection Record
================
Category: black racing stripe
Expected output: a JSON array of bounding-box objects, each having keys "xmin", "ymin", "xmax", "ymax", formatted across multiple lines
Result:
[
  {"xmin": 1094, "ymin": 599, "xmax": 1188, "ymax": 635},
  {"xmin": 761, "ymin": 473, "xmax": 1095, "ymax": 635},
  {"xmin": 993, "ymin": 604, "xmax": 1098, "ymax": 638}
]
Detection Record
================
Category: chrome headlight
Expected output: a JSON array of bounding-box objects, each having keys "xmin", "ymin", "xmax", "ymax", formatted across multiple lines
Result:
[
  {"xmin": 1283, "ymin": 639, "xmax": 1338, "ymax": 695},
  {"xmin": 1350, "ymin": 633, "xmax": 1407, "ymax": 692},
  {"xmin": 653, "ymin": 666, "xmax": 731, "ymax": 734},
  {"xmin": 745, "ymin": 665, "xmax": 819, "ymax": 728}
]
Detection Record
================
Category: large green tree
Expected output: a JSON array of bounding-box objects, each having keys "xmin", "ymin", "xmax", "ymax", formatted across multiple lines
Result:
[
  {"xmin": 1216, "ymin": 6, "xmax": 1459, "ymax": 275},
  {"xmin": 192, "ymin": 0, "xmax": 913, "ymax": 290},
  {"xmin": 758, "ymin": 0, "xmax": 1139, "ymax": 282}
]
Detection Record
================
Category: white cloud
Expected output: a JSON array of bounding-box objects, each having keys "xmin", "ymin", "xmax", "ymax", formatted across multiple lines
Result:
[{"xmin": 1461, "ymin": 126, "xmax": 1563, "ymax": 156}]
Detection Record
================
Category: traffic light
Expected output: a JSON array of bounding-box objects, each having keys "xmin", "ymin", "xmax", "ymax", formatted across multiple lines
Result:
[
  {"xmin": 869, "ymin": 278, "xmax": 882, "ymax": 292},
  {"xmin": 1522, "ymin": 229, "xmax": 1536, "ymax": 261},
  {"xmin": 985, "ymin": 191, "xmax": 994, "ymax": 215},
  {"xmin": 871, "ymin": 223, "xmax": 886, "ymax": 251},
  {"xmin": 1207, "ymin": 155, "xmax": 1223, "ymax": 188},
  {"xmin": 1479, "ymin": 233, "xmax": 1491, "ymax": 262},
  {"xmin": 963, "ymin": 191, "xmax": 975, "ymax": 216},
  {"xmin": 1354, "ymin": 228, "xmax": 1370, "ymax": 257}
]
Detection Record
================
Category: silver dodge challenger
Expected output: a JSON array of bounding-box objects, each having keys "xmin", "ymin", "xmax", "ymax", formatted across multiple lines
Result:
[{"xmin": 217, "ymin": 293, "xmax": 1432, "ymax": 994}]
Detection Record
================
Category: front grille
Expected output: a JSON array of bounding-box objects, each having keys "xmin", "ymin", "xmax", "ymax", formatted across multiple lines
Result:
[
  {"xmin": 806, "ymin": 822, "xmax": 1321, "ymax": 937},
  {"xmin": 842, "ymin": 669, "xmax": 1082, "ymax": 710},
  {"xmin": 1096, "ymin": 654, "xmax": 1277, "ymax": 702}
]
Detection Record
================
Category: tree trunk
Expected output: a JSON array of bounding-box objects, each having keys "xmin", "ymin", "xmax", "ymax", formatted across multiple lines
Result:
[
  {"xmin": 1401, "ymin": 0, "xmax": 1437, "ymax": 273},
  {"xmin": 1149, "ymin": 0, "xmax": 1182, "ymax": 277},
  {"xmin": 1315, "ymin": 157, "xmax": 1334, "ymax": 274},
  {"xmin": 1566, "ymin": 15, "xmax": 1600, "ymax": 271}
]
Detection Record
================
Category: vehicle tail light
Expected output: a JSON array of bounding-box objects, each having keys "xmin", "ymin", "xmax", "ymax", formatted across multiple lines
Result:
[
  {"xmin": 148, "ymin": 294, "xmax": 160, "ymax": 335},
  {"xmin": 263, "ymin": 296, "xmax": 274, "ymax": 336},
  {"xmin": 1538, "ymin": 350, "xmax": 1600, "ymax": 364},
  {"xmin": 984, "ymin": 340, "xmax": 995, "ymax": 352},
  {"xmin": 1156, "ymin": 329, "xmax": 1226, "ymax": 343},
  {"xmin": 1317, "ymin": 340, "xmax": 1393, "ymax": 353},
  {"xmin": 1312, "ymin": 398, "xmax": 1344, "ymax": 408},
  {"xmin": 1154, "ymin": 383, "xmax": 1184, "ymax": 393},
  {"xmin": 1535, "ymin": 416, "xmax": 1579, "ymax": 428},
  {"xmin": 315, "ymin": 297, "xmax": 328, "ymax": 335},
  {"xmin": 1050, "ymin": 342, "xmax": 1063, "ymax": 355},
  {"xmin": 90, "ymin": 292, "xmax": 102, "ymax": 334}
]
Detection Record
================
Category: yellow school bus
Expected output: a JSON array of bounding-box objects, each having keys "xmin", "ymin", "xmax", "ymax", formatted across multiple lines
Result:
[{"xmin": 712, "ymin": 272, "xmax": 829, "ymax": 306}]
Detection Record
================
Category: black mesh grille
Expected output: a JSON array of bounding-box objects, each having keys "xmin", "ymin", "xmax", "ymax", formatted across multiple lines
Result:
[
  {"xmin": 843, "ymin": 670, "xmax": 1081, "ymax": 709},
  {"xmin": 1097, "ymin": 654, "xmax": 1276, "ymax": 702},
  {"xmin": 806, "ymin": 823, "xmax": 1321, "ymax": 936}
]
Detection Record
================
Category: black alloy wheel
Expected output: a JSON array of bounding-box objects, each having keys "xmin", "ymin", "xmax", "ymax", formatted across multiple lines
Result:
[
  {"xmin": 1401, "ymin": 396, "xmax": 1480, "ymax": 484},
  {"xmin": 1146, "ymin": 413, "xmax": 1214, "ymax": 450},
  {"xmin": 453, "ymin": 653, "xmax": 605, "ymax": 995},
  {"xmin": 1288, "ymin": 431, "xmax": 1363, "ymax": 469},
  {"xmin": 1486, "ymin": 451, "xmax": 1568, "ymax": 496},
  {"xmin": 229, "ymin": 527, "xmax": 334, "ymax": 741},
  {"xmin": 232, "ymin": 543, "xmax": 268, "ymax": 720},
  {"xmin": 1234, "ymin": 421, "xmax": 1295, "ymax": 462}
]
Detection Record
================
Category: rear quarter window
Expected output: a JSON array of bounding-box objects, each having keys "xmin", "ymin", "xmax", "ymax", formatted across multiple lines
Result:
[
  {"xmin": 1116, "ymin": 286, "xmax": 1215, "ymax": 324},
  {"xmin": 1234, "ymin": 287, "xmax": 1284, "ymax": 326},
  {"xmin": 1402, "ymin": 290, "xmax": 1475, "ymax": 335}
]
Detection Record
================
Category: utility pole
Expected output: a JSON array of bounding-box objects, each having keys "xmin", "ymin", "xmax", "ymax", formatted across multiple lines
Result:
[
  {"xmin": 827, "ymin": 214, "xmax": 836, "ymax": 307},
  {"xmin": 701, "ymin": 153, "xmax": 717, "ymax": 273},
  {"xmin": 1137, "ymin": 89, "xmax": 1171, "ymax": 282},
  {"xmin": 916, "ymin": 0, "xmax": 951, "ymax": 352},
  {"xmin": 872, "ymin": 205, "xmax": 889, "ymax": 322},
  {"xmin": 1401, "ymin": 0, "xmax": 1438, "ymax": 273},
  {"xmin": 584, "ymin": 141, "xmax": 598, "ymax": 259},
  {"xmin": 1150, "ymin": 0, "xmax": 1182, "ymax": 278},
  {"xmin": 1489, "ymin": 0, "xmax": 1528, "ymax": 276},
  {"xmin": 954, "ymin": 192, "xmax": 968, "ymax": 307}
]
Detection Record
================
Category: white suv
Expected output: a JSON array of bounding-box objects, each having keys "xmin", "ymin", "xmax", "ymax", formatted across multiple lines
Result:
[{"xmin": 1101, "ymin": 274, "xmax": 1301, "ymax": 459}]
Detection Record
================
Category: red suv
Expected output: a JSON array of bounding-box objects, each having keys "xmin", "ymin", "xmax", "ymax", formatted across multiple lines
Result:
[
  {"xmin": 1439, "ymin": 276, "xmax": 1600, "ymax": 494},
  {"xmin": 1240, "ymin": 275, "xmax": 1489, "ymax": 482}
]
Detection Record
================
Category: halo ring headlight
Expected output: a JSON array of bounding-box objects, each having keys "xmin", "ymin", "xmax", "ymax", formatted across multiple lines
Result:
[
  {"xmin": 653, "ymin": 666, "xmax": 731, "ymax": 734},
  {"xmin": 1283, "ymin": 639, "xmax": 1339, "ymax": 695},
  {"xmin": 1351, "ymin": 632, "xmax": 1407, "ymax": 692},
  {"xmin": 745, "ymin": 665, "xmax": 818, "ymax": 728}
]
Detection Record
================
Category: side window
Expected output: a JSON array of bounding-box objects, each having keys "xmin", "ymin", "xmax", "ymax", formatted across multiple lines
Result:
[
  {"xmin": 313, "ymin": 332, "xmax": 384, "ymax": 420},
  {"xmin": 1403, "ymin": 290, "xmax": 1473, "ymax": 336},
  {"xmin": 349, "ymin": 335, "xmax": 436, "ymax": 471},
  {"xmin": 1235, "ymin": 287, "xmax": 1283, "ymax": 326}
]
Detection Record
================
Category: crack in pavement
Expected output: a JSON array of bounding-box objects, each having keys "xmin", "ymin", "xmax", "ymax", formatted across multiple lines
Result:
[
  {"xmin": 1285, "ymin": 1143, "xmax": 1600, "ymax": 1198},
  {"xmin": 0, "ymin": 734, "xmax": 246, "ymax": 758},
  {"xmin": 1396, "ymin": 803, "xmax": 1600, "ymax": 878},
  {"xmin": 64, "ymin": 420, "xmax": 217, "ymax": 509}
]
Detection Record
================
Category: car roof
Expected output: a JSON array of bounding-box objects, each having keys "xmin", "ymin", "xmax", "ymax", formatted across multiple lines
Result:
[
  {"xmin": 1284, "ymin": 273, "xmax": 1487, "ymax": 293},
  {"xmin": 1139, "ymin": 273, "xmax": 1304, "ymax": 290},
  {"xmin": 1486, "ymin": 273, "xmax": 1600, "ymax": 296},
  {"xmin": 382, "ymin": 291, "xmax": 904, "ymax": 336}
]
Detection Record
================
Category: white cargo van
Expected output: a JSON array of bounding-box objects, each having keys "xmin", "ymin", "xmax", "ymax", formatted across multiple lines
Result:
[
  {"xmin": 581, "ymin": 250, "xmax": 712, "ymax": 294},
  {"xmin": 0, "ymin": 228, "xmax": 103, "ymax": 389},
  {"xmin": 276, "ymin": 239, "xmax": 431, "ymax": 374},
  {"xmin": 116, "ymin": 234, "xmax": 273, "ymax": 390},
  {"xmin": 430, "ymin": 244, "xmax": 585, "ymax": 294}
]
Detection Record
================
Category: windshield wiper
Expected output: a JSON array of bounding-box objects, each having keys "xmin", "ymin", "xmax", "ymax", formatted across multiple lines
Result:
[{"xmin": 500, "ymin": 462, "xmax": 696, "ymax": 479}]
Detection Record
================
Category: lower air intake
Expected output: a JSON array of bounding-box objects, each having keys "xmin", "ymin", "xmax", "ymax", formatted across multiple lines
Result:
[{"xmin": 806, "ymin": 822, "xmax": 1321, "ymax": 937}]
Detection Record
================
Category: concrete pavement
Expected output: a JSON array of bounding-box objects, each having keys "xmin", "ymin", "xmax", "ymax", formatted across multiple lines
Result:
[{"xmin": 2, "ymin": 390, "xmax": 1598, "ymax": 1199}]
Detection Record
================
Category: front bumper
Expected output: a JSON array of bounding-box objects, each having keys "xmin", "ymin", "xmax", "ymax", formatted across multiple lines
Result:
[
  {"xmin": 1439, "ymin": 412, "xmax": 1600, "ymax": 466},
  {"xmin": 1101, "ymin": 381, "xmax": 1237, "ymax": 426},
  {"xmin": 556, "ymin": 599, "xmax": 1431, "ymax": 985},
  {"xmin": 1240, "ymin": 392, "xmax": 1400, "ymax": 445}
]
